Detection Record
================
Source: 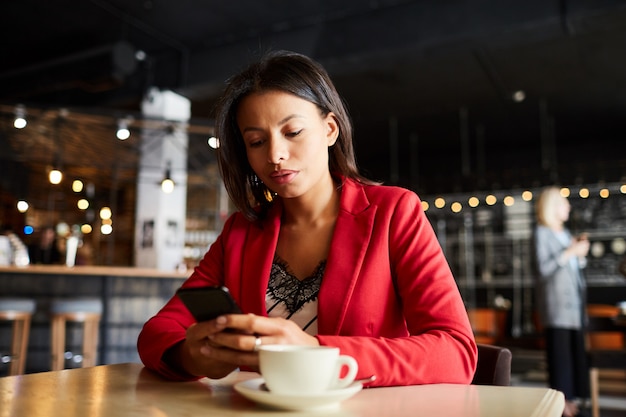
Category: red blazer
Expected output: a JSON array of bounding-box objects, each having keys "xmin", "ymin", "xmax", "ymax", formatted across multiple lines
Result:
[{"xmin": 138, "ymin": 178, "xmax": 477, "ymax": 386}]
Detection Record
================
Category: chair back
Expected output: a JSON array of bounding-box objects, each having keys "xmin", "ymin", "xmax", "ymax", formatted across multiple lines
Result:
[
  {"xmin": 585, "ymin": 305, "xmax": 626, "ymax": 417},
  {"xmin": 587, "ymin": 304, "xmax": 625, "ymax": 350},
  {"xmin": 471, "ymin": 343, "xmax": 512, "ymax": 386}
]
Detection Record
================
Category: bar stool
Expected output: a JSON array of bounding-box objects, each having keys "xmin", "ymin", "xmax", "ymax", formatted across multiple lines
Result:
[
  {"xmin": 0, "ymin": 298, "xmax": 36, "ymax": 375},
  {"xmin": 50, "ymin": 298, "xmax": 102, "ymax": 371}
]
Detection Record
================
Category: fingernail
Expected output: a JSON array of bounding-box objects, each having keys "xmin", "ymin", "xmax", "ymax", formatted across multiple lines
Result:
[
  {"xmin": 201, "ymin": 346, "xmax": 211, "ymax": 355},
  {"xmin": 216, "ymin": 316, "xmax": 227, "ymax": 324}
]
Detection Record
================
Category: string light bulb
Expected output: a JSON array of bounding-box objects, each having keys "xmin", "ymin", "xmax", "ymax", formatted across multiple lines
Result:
[
  {"xmin": 49, "ymin": 168, "xmax": 63, "ymax": 184},
  {"xmin": 208, "ymin": 136, "xmax": 219, "ymax": 149},
  {"xmin": 17, "ymin": 200, "xmax": 29, "ymax": 213},
  {"xmin": 100, "ymin": 207, "xmax": 112, "ymax": 220},
  {"xmin": 72, "ymin": 179, "xmax": 84, "ymax": 192}
]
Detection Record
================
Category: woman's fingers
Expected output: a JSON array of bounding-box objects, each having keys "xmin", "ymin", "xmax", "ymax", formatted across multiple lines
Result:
[
  {"xmin": 184, "ymin": 314, "xmax": 319, "ymax": 374},
  {"xmin": 187, "ymin": 314, "xmax": 319, "ymax": 370},
  {"xmin": 212, "ymin": 314, "xmax": 320, "ymax": 347}
]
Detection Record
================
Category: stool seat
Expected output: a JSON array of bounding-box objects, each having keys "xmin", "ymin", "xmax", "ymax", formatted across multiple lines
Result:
[
  {"xmin": 50, "ymin": 298, "xmax": 102, "ymax": 371},
  {"xmin": 0, "ymin": 298, "xmax": 36, "ymax": 375},
  {"xmin": 0, "ymin": 298, "xmax": 36, "ymax": 314},
  {"xmin": 50, "ymin": 298, "xmax": 103, "ymax": 314}
]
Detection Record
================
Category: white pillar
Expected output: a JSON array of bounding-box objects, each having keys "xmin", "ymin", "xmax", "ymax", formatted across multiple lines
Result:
[{"xmin": 135, "ymin": 88, "xmax": 190, "ymax": 271}]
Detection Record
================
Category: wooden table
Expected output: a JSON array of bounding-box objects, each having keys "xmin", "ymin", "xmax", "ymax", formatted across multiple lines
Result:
[{"xmin": 0, "ymin": 363, "xmax": 564, "ymax": 417}]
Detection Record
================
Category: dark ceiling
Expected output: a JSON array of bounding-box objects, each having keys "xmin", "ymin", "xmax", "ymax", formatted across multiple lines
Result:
[{"xmin": 1, "ymin": 0, "xmax": 625, "ymax": 203}]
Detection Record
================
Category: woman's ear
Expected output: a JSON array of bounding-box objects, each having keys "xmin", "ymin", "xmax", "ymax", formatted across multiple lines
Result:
[{"xmin": 325, "ymin": 113, "xmax": 339, "ymax": 146}]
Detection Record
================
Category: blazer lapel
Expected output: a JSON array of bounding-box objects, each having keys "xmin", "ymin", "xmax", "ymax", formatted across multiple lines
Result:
[{"xmin": 318, "ymin": 179, "xmax": 375, "ymax": 334}]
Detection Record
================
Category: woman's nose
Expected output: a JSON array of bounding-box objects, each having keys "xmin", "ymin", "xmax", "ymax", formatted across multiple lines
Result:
[{"xmin": 267, "ymin": 138, "xmax": 288, "ymax": 164}]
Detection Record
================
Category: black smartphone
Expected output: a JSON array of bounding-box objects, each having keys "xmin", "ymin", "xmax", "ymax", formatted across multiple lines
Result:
[{"xmin": 176, "ymin": 286, "xmax": 243, "ymax": 322}]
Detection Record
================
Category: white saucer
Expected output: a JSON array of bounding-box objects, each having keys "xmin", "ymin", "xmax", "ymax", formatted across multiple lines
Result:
[{"xmin": 234, "ymin": 378, "xmax": 362, "ymax": 411}]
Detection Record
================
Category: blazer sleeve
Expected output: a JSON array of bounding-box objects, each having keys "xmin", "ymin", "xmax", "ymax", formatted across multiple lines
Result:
[
  {"xmin": 136, "ymin": 215, "xmax": 235, "ymax": 380},
  {"xmin": 317, "ymin": 190, "xmax": 477, "ymax": 386}
]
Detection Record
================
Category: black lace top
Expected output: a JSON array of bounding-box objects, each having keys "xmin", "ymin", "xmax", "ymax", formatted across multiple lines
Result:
[{"xmin": 265, "ymin": 254, "xmax": 326, "ymax": 335}]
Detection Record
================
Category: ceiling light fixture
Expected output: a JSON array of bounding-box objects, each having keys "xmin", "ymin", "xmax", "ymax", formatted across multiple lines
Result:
[
  {"xmin": 161, "ymin": 161, "xmax": 175, "ymax": 193},
  {"xmin": 116, "ymin": 118, "xmax": 131, "ymax": 140},
  {"xmin": 511, "ymin": 90, "xmax": 526, "ymax": 103},
  {"xmin": 49, "ymin": 117, "xmax": 65, "ymax": 185},
  {"xmin": 14, "ymin": 105, "xmax": 27, "ymax": 129}
]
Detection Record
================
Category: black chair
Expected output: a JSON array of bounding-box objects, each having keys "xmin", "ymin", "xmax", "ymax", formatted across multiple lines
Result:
[
  {"xmin": 471, "ymin": 343, "xmax": 513, "ymax": 386},
  {"xmin": 586, "ymin": 313, "xmax": 626, "ymax": 417}
]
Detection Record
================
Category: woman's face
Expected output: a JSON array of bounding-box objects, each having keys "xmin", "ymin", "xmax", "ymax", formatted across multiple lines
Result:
[
  {"xmin": 237, "ymin": 90, "xmax": 338, "ymax": 199},
  {"xmin": 554, "ymin": 195, "xmax": 571, "ymax": 223}
]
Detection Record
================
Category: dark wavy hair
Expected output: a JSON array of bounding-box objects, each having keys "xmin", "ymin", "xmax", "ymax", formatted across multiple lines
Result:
[{"xmin": 214, "ymin": 50, "xmax": 375, "ymax": 221}]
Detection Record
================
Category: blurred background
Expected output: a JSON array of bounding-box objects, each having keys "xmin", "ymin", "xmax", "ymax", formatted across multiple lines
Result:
[
  {"xmin": 1, "ymin": 0, "xmax": 624, "ymax": 285},
  {"xmin": 2, "ymin": 1, "xmax": 624, "ymax": 196},
  {"xmin": 1, "ymin": 3, "xmax": 625, "ymax": 412}
]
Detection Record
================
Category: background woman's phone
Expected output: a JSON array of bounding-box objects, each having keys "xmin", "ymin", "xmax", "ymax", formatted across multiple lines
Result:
[{"xmin": 176, "ymin": 286, "xmax": 242, "ymax": 322}]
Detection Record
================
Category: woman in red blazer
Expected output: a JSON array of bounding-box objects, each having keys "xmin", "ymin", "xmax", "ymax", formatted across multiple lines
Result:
[{"xmin": 138, "ymin": 51, "xmax": 477, "ymax": 387}]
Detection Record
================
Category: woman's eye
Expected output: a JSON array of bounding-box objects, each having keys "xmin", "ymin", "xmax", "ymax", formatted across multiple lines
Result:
[
  {"xmin": 245, "ymin": 136, "xmax": 264, "ymax": 147},
  {"xmin": 286, "ymin": 129, "xmax": 302, "ymax": 138}
]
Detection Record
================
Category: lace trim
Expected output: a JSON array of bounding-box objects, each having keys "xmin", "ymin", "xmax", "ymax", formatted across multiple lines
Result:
[{"xmin": 267, "ymin": 255, "xmax": 325, "ymax": 316}]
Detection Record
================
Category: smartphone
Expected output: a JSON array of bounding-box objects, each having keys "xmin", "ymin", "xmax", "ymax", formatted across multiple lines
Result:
[{"xmin": 176, "ymin": 286, "xmax": 242, "ymax": 322}]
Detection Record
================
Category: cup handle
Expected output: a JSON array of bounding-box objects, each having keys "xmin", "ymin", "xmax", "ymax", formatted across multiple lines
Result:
[{"xmin": 332, "ymin": 355, "xmax": 359, "ymax": 389}]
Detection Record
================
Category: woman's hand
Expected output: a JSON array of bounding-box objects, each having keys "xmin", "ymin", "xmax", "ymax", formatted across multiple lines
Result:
[
  {"xmin": 570, "ymin": 236, "xmax": 590, "ymax": 258},
  {"xmin": 171, "ymin": 317, "xmax": 239, "ymax": 379},
  {"xmin": 175, "ymin": 314, "xmax": 319, "ymax": 377},
  {"xmin": 206, "ymin": 314, "xmax": 320, "ymax": 370}
]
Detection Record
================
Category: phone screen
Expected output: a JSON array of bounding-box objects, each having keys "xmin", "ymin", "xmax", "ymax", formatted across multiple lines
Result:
[{"xmin": 176, "ymin": 286, "xmax": 242, "ymax": 322}]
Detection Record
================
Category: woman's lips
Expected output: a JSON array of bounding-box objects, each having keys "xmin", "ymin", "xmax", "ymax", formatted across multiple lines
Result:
[{"xmin": 269, "ymin": 170, "xmax": 298, "ymax": 185}]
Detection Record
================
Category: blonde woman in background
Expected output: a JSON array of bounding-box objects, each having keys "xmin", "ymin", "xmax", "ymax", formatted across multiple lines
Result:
[{"xmin": 534, "ymin": 186, "xmax": 590, "ymax": 417}]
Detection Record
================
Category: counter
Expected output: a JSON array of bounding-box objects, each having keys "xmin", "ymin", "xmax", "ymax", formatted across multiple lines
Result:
[{"xmin": 0, "ymin": 265, "xmax": 189, "ymax": 374}]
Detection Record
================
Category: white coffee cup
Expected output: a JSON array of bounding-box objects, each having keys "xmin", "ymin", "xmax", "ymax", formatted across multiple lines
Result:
[{"xmin": 258, "ymin": 345, "xmax": 358, "ymax": 396}]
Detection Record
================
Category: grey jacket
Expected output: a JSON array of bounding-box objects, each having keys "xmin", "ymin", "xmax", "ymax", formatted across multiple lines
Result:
[{"xmin": 534, "ymin": 225, "xmax": 586, "ymax": 329}]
